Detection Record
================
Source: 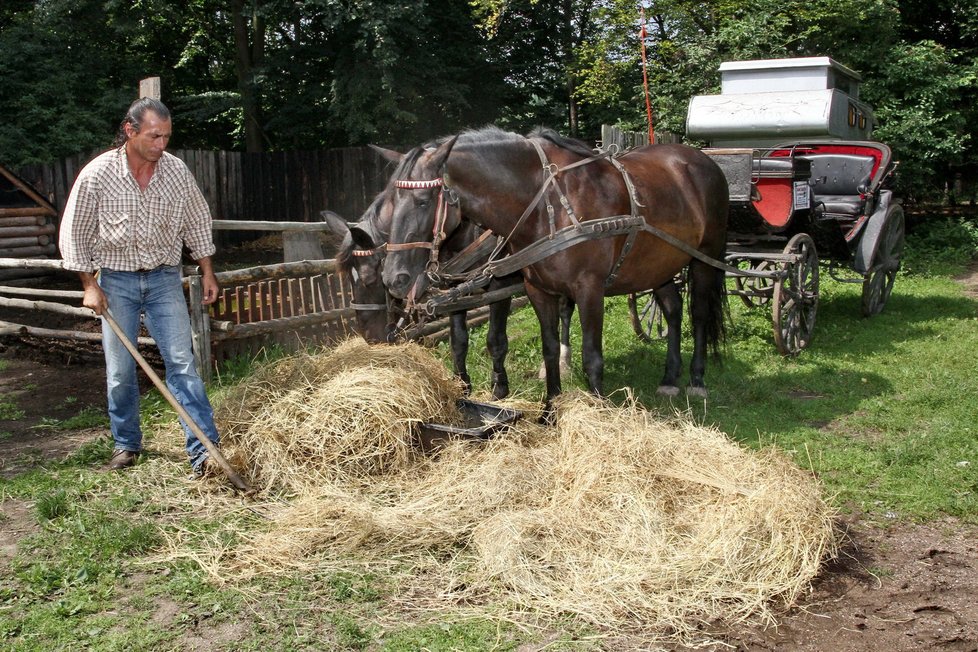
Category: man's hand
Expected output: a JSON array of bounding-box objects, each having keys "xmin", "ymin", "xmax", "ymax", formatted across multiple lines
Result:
[
  {"xmin": 201, "ymin": 271, "xmax": 219, "ymax": 305},
  {"xmin": 196, "ymin": 256, "xmax": 220, "ymax": 305},
  {"xmin": 78, "ymin": 272, "xmax": 107, "ymax": 316}
]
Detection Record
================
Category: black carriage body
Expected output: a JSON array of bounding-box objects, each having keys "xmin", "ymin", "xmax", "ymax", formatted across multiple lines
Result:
[
  {"xmin": 714, "ymin": 140, "xmax": 895, "ymax": 268},
  {"xmin": 660, "ymin": 56, "xmax": 908, "ymax": 354}
]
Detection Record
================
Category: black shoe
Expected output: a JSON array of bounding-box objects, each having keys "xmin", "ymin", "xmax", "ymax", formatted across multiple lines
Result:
[
  {"xmin": 192, "ymin": 456, "xmax": 221, "ymax": 479},
  {"xmin": 106, "ymin": 449, "xmax": 139, "ymax": 471}
]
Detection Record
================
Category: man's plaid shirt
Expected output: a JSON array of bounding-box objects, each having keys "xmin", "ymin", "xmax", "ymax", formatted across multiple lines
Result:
[{"xmin": 59, "ymin": 147, "xmax": 216, "ymax": 273}]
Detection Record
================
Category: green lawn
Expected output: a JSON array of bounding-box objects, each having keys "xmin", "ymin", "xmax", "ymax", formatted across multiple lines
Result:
[{"xmin": 2, "ymin": 216, "xmax": 976, "ymax": 651}]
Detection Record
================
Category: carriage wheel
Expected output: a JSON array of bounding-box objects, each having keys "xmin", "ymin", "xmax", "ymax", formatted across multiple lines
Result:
[
  {"xmin": 861, "ymin": 204, "xmax": 905, "ymax": 317},
  {"xmin": 628, "ymin": 290, "xmax": 667, "ymax": 343},
  {"xmin": 733, "ymin": 259, "xmax": 777, "ymax": 308},
  {"xmin": 772, "ymin": 233, "xmax": 819, "ymax": 356}
]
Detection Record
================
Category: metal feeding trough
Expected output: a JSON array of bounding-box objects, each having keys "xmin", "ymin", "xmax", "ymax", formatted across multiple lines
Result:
[{"xmin": 416, "ymin": 399, "xmax": 522, "ymax": 454}]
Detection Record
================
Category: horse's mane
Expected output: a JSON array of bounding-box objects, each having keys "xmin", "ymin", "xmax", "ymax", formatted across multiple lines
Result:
[
  {"xmin": 528, "ymin": 126, "xmax": 595, "ymax": 158},
  {"xmin": 456, "ymin": 125, "xmax": 523, "ymax": 145}
]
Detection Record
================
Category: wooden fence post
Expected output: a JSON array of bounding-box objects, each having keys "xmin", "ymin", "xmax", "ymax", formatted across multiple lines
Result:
[{"xmin": 187, "ymin": 269, "xmax": 212, "ymax": 383}]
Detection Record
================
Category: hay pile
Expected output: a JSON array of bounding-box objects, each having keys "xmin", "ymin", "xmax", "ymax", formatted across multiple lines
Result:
[
  {"xmin": 217, "ymin": 338, "xmax": 464, "ymax": 492},
  {"xmin": 190, "ymin": 339, "xmax": 835, "ymax": 641}
]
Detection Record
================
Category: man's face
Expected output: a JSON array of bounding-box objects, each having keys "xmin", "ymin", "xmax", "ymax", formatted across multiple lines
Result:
[{"xmin": 125, "ymin": 111, "xmax": 171, "ymax": 163}]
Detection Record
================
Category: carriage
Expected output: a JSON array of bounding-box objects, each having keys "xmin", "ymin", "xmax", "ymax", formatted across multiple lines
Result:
[{"xmin": 627, "ymin": 57, "xmax": 904, "ymax": 355}]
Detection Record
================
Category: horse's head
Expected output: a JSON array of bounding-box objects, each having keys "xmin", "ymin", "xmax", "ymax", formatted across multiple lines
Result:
[
  {"xmin": 322, "ymin": 208, "xmax": 391, "ymax": 344},
  {"xmin": 382, "ymin": 136, "xmax": 461, "ymax": 301}
]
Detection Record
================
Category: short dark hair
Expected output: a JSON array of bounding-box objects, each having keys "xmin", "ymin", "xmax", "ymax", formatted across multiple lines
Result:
[{"xmin": 114, "ymin": 97, "xmax": 171, "ymax": 147}]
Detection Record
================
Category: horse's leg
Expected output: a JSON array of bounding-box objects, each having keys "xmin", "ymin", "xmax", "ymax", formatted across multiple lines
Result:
[
  {"xmin": 486, "ymin": 295, "xmax": 512, "ymax": 400},
  {"xmin": 525, "ymin": 283, "xmax": 562, "ymax": 409},
  {"xmin": 575, "ymin": 286, "xmax": 605, "ymax": 396},
  {"xmin": 537, "ymin": 295, "xmax": 575, "ymax": 380},
  {"xmin": 653, "ymin": 280, "xmax": 684, "ymax": 397},
  {"xmin": 449, "ymin": 311, "xmax": 472, "ymax": 395},
  {"xmin": 686, "ymin": 260, "xmax": 726, "ymax": 398},
  {"xmin": 558, "ymin": 296, "xmax": 574, "ymax": 376}
]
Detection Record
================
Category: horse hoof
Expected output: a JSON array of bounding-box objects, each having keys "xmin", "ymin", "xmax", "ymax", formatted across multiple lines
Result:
[
  {"xmin": 686, "ymin": 386, "xmax": 708, "ymax": 399},
  {"xmin": 657, "ymin": 385, "xmax": 680, "ymax": 397},
  {"xmin": 538, "ymin": 404, "xmax": 556, "ymax": 426},
  {"xmin": 492, "ymin": 385, "xmax": 510, "ymax": 401}
]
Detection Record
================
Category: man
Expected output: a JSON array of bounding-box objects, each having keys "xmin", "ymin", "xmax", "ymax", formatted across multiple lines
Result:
[{"xmin": 59, "ymin": 97, "xmax": 222, "ymax": 477}]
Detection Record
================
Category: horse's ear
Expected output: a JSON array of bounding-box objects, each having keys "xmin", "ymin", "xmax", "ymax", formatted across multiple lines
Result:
[
  {"xmin": 320, "ymin": 210, "xmax": 351, "ymax": 239},
  {"xmin": 428, "ymin": 135, "xmax": 458, "ymax": 171},
  {"xmin": 369, "ymin": 144, "xmax": 404, "ymax": 163},
  {"xmin": 350, "ymin": 225, "xmax": 377, "ymax": 251}
]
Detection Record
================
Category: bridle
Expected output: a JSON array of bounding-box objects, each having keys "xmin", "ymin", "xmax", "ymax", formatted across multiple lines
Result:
[
  {"xmin": 389, "ymin": 177, "xmax": 458, "ymax": 267},
  {"xmin": 347, "ymin": 245, "xmax": 389, "ymax": 313}
]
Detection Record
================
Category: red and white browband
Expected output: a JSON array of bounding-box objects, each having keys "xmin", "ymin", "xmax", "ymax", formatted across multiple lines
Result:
[
  {"xmin": 351, "ymin": 244, "xmax": 385, "ymax": 257},
  {"xmin": 394, "ymin": 178, "xmax": 443, "ymax": 189}
]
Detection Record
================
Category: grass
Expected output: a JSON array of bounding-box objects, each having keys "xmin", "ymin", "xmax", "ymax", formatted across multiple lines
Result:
[
  {"xmin": 0, "ymin": 398, "xmax": 25, "ymax": 421},
  {"xmin": 455, "ymin": 278, "xmax": 978, "ymax": 524},
  {"xmin": 0, "ymin": 215, "xmax": 976, "ymax": 650}
]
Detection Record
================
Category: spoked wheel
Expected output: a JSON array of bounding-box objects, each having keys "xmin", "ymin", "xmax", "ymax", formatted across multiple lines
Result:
[
  {"xmin": 772, "ymin": 233, "xmax": 819, "ymax": 356},
  {"xmin": 733, "ymin": 259, "xmax": 777, "ymax": 307},
  {"xmin": 861, "ymin": 204, "xmax": 905, "ymax": 317},
  {"xmin": 628, "ymin": 289, "xmax": 666, "ymax": 343}
]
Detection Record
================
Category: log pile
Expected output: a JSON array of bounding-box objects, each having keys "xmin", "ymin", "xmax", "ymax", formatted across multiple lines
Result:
[{"xmin": 0, "ymin": 164, "xmax": 59, "ymax": 282}]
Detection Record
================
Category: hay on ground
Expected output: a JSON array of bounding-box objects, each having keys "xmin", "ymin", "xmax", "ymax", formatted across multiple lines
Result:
[
  {"xmin": 153, "ymin": 339, "xmax": 835, "ymax": 643},
  {"xmin": 216, "ymin": 339, "xmax": 464, "ymax": 493}
]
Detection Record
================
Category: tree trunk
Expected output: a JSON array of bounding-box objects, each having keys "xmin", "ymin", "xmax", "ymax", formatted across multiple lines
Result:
[{"xmin": 232, "ymin": 0, "xmax": 265, "ymax": 153}]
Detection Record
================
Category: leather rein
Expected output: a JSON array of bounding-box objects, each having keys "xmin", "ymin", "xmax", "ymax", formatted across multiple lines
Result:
[{"xmin": 390, "ymin": 139, "xmax": 776, "ymax": 316}]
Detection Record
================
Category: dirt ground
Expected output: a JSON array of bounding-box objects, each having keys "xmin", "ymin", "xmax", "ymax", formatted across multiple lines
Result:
[{"xmin": 2, "ymin": 269, "xmax": 978, "ymax": 651}]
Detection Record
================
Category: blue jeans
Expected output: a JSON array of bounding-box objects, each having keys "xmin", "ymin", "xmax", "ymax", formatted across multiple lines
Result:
[{"xmin": 99, "ymin": 266, "xmax": 219, "ymax": 471}]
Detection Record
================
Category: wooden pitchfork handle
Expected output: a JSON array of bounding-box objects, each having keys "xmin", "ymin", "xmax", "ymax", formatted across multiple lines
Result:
[{"xmin": 101, "ymin": 308, "xmax": 253, "ymax": 494}]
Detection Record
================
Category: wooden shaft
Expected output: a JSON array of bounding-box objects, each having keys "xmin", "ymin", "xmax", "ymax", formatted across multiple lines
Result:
[
  {"xmin": 0, "ymin": 236, "xmax": 48, "ymax": 248},
  {"xmin": 0, "ymin": 285, "xmax": 84, "ymax": 299},
  {"xmin": 0, "ymin": 295, "xmax": 95, "ymax": 317},
  {"xmin": 102, "ymin": 309, "xmax": 252, "ymax": 493},
  {"xmin": 0, "ymin": 224, "xmax": 55, "ymax": 238},
  {"xmin": 211, "ymin": 219, "xmax": 334, "ymax": 232},
  {"xmin": 0, "ymin": 215, "xmax": 47, "ymax": 227},
  {"xmin": 0, "ymin": 319, "xmax": 153, "ymax": 344},
  {"xmin": 0, "ymin": 207, "xmax": 54, "ymax": 218},
  {"xmin": 210, "ymin": 259, "xmax": 337, "ymax": 285},
  {"xmin": 0, "ymin": 257, "xmax": 66, "ymax": 270},
  {"xmin": 0, "ymin": 244, "xmax": 56, "ymax": 257}
]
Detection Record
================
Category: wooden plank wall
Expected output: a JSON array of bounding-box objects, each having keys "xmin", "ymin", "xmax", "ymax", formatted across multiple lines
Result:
[
  {"xmin": 600, "ymin": 125, "xmax": 680, "ymax": 150},
  {"xmin": 15, "ymin": 147, "xmax": 395, "ymax": 239}
]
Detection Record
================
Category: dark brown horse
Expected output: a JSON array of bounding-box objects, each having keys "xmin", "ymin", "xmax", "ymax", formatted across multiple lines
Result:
[
  {"xmin": 323, "ymin": 183, "xmax": 574, "ymax": 399},
  {"xmin": 381, "ymin": 127, "xmax": 729, "ymax": 403}
]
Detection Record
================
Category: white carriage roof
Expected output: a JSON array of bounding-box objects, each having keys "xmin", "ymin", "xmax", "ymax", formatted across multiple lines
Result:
[{"xmin": 719, "ymin": 57, "xmax": 862, "ymax": 81}]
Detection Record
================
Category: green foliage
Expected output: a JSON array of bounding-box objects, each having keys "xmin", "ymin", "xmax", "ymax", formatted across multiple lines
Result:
[
  {"xmin": 34, "ymin": 489, "xmax": 70, "ymax": 521},
  {"xmin": 0, "ymin": 397, "xmax": 25, "ymax": 420},
  {"xmin": 2, "ymin": 0, "xmax": 978, "ymax": 190},
  {"xmin": 868, "ymin": 42, "xmax": 975, "ymax": 200},
  {"xmin": 901, "ymin": 215, "xmax": 978, "ymax": 274},
  {"xmin": 32, "ymin": 406, "xmax": 108, "ymax": 431}
]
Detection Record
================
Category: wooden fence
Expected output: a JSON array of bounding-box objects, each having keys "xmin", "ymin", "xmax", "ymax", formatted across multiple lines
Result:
[
  {"xmin": 599, "ymin": 125, "xmax": 680, "ymax": 151},
  {"xmin": 14, "ymin": 146, "xmax": 394, "ymax": 246},
  {"xmin": 0, "ymin": 254, "xmax": 508, "ymax": 382}
]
